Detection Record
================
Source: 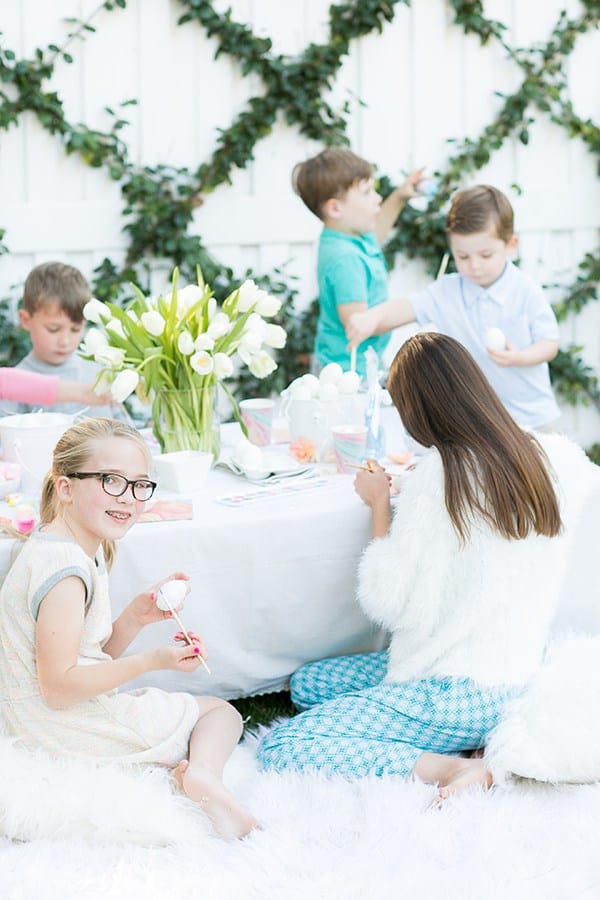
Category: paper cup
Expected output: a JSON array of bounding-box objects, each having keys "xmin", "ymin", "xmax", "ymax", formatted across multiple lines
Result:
[
  {"xmin": 332, "ymin": 424, "xmax": 368, "ymax": 473},
  {"xmin": 239, "ymin": 398, "xmax": 275, "ymax": 447}
]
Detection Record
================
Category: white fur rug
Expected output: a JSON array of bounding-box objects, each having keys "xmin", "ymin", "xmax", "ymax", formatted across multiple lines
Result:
[{"xmin": 1, "ymin": 728, "xmax": 599, "ymax": 900}]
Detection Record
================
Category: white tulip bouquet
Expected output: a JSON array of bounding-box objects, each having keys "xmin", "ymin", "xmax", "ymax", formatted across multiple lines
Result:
[{"xmin": 80, "ymin": 269, "xmax": 286, "ymax": 455}]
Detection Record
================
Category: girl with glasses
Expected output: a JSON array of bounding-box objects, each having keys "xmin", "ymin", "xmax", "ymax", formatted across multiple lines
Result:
[{"xmin": 0, "ymin": 417, "xmax": 258, "ymax": 839}]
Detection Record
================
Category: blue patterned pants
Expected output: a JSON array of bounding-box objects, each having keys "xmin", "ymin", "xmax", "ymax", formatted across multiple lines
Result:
[{"xmin": 257, "ymin": 652, "xmax": 518, "ymax": 778}]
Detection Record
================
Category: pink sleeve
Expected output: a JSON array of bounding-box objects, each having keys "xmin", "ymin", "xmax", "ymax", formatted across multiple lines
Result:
[{"xmin": 0, "ymin": 368, "xmax": 59, "ymax": 405}]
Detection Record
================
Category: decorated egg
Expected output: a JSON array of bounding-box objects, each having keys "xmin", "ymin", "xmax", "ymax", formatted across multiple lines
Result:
[
  {"xmin": 156, "ymin": 579, "xmax": 187, "ymax": 611},
  {"xmin": 319, "ymin": 362, "xmax": 343, "ymax": 386},
  {"xmin": 485, "ymin": 327, "xmax": 507, "ymax": 353},
  {"xmin": 337, "ymin": 371, "xmax": 361, "ymax": 395}
]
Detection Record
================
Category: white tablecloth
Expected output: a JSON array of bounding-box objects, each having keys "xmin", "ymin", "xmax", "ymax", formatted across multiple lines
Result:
[{"xmin": 1, "ymin": 417, "xmax": 599, "ymax": 699}]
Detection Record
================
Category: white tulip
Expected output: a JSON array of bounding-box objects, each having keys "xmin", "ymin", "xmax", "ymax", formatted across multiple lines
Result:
[
  {"xmin": 245, "ymin": 313, "xmax": 267, "ymax": 337},
  {"xmin": 238, "ymin": 330, "xmax": 263, "ymax": 362},
  {"xmin": 80, "ymin": 328, "xmax": 108, "ymax": 356},
  {"xmin": 94, "ymin": 371, "xmax": 113, "ymax": 395},
  {"xmin": 110, "ymin": 369, "xmax": 139, "ymax": 403},
  {"xmin": 207, "ymin": 297, "xmax": 217, "ymax": 321},
  {"xmin": 190, "ymin": 350, "xmax": 214, "ymax": 375},
  {"xmin": 256, "ymin": 294, "xmax": 282, "ymax": 317},
  {"xmin": 207, "ymin": 312, "xmax": 231, "ymax": 339},
  {"xmin": 83, "ymin": 297, "xmax": 109, "ymax": 324},
  {"xmin": 141, "ymin": 310, "xmax": 165, "ymax": 337},
  {"xmin": 176, "ymin": 284, "xmax": 204, "ymax": 316},
  {"xmin": 177, "ymin": 330, "xmax": 195, "ymax": 355},
  {"xmin": 106, "ymin": 318, "xmax": 126, "ymax": 339},
  {"xmin": 95, "ymin": 345, "xmax": 126, "ymax": 368},
  {"xmin": 249, "ymin": 350, "xmax": 277, "ymax": 379},
  {"xmin": 194, "ymin": 333, "xmax": 215, "ymax": 352},
  {"xmin": 213, "ymin": 352, "xmax": 234, "ymax": 379},
  {"xmin": 237, "ymin": 279, "xmax": 264, "ymax": 312},
  {"xmin": 264, "ymin": 323, "xmax": 287, "ymax": 349}
]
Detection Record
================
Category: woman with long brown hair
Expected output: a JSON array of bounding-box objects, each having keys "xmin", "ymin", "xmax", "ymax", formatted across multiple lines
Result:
[{"xmin": 259, "ymin": 333, "xmax": 579, "ymax": 801}]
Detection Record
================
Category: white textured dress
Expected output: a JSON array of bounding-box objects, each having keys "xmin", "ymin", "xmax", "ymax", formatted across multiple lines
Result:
[{"xmin": 0, "ymin": 531, "xmax": 200, "ymax": 765}]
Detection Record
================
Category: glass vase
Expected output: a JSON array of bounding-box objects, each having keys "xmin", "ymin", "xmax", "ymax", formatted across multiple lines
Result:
[{"xmin": 155, "ymin": 385, "xmax": 220, "ymax": 459}]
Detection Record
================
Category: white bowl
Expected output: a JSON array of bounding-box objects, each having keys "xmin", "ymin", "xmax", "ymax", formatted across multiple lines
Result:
[{"xmin": 152, "ymin": 450, "xmax": 213, "ymax": 494}]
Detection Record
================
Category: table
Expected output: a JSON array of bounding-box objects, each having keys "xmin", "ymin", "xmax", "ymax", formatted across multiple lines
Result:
[{"xmin": 1, "ymin": 416, "xmax": 599, "ymax": 699}]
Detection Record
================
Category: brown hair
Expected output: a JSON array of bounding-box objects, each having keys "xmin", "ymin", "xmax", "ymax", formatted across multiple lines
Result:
[
  {"xmin": 40, "ymin": 417, "xmax": 151, "ymax": 569},
  {"xmin": 23, "ymin": 262, "xmax": 91, "ymax": 323},
  {"xmin": 387, "ymin": 332, "xmax": 561, "ymax": 543},
  {"xmin": 292, "ymin": 147, "xmax": 373, "ymax": 220},
  {"xmin": 447, "ymin": 185, "xmax": 514, "ymax": 243}
]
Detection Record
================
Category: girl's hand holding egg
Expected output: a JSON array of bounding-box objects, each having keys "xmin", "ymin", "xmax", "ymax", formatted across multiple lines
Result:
[{"xmin": 130, "ymin": 572, "xmax": 190, "ymax": 627}]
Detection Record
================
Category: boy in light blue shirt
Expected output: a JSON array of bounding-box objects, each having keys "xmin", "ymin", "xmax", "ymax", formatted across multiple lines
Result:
[
  {"xmin": 292, "ymin": 147, "xmax": 423, "ymax": 377},
  {"xmin": 347, "ymin": 185, "xmax": 560, "ymax": 429}
]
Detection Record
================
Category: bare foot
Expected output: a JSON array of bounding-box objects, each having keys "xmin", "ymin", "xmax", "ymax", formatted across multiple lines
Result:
[
  {"xmin": 434, "ymin": 760, "xmax": 493, "ymax": 806},
  {"xmin": 175, "ymin": 760, "xmax": 260, "ymax": 839}
]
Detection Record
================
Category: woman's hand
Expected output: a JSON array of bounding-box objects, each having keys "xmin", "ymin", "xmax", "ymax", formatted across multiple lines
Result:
[{"xmin": 129, "ymin": 572, "xmax": 191, "ymax": 627}]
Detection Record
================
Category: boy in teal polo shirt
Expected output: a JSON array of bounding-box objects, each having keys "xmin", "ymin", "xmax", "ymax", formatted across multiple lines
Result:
[{"xmin": 292, "ymin": 148, "xmax": 422, "ymax": 377}]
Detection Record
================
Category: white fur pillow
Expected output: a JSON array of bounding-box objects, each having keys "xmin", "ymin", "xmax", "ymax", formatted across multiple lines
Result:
[{"xmin": 485, "ymin": 635, "xmax": 600, "ymax": 784}]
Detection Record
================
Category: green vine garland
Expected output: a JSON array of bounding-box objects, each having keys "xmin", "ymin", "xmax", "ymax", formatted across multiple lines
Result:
[{"xmin": 0, "ymin": 0, "xmax": 598, "ymax": 425}]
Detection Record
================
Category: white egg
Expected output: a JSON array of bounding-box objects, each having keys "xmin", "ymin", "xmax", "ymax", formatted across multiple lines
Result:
[
  {"xmin": 156, "ymin": 579, "xmax": 187, "ymax": 611},
  {"xmin": 485, "ymin": 327, "xmax": 507, "ymax": 353},
  {"xmin": 319, "ymin": 382, "xmax": 339, "ymax": 402},
  {"xmin": 337, "ymin": 371, "xmax": 361, "ymax": 395},
  {"xmin": 319, "ymin": 362, "xmax": 343, "ymax": 386},
  {"xmin": 289, "ymin": 384, "xmax": 312, "ymax": 402},
  {"xmin": 300, "ymin": 373, "xmax": 320, "ymax": 397}
]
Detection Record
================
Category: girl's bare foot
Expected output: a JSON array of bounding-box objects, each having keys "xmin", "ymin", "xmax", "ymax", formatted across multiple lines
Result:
[
  {"xmin": 174, "ymin": 759, "xmax": 260, "ymax": 839},
  {"xmin": 435, "ymin": 759, "xmax": 492, "ymax": 806}
]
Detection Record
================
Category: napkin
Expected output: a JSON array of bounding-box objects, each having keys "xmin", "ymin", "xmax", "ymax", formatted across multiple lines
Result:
[{"xmin": 217, "ymin": 441, "xmax": 314, "ymax": 484}]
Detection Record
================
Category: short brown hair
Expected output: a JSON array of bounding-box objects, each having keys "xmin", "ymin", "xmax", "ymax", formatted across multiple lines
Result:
[
  {"xmin": 292, "ymin": 147, "xmax": 373, "ymax": 220},
  {"xmin": 387, "ymin": 332, "xmax": 561, "ymax": 543},
  {"xmin": 447, "ymin": 185, "xmax": 514, "ymax": 243},
  {"xmin": 22, "ymin": 262, "xmax": 91, "ymax": 323}
]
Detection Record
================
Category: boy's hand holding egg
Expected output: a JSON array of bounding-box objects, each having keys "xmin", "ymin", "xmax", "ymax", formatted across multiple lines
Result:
[
  {"xmin": 485, "ymin": 327, "xmax": 507, "ymax": 353},
  {"xmin": 485, "ymin": 327, "xmax": 520, "ymax": 368}
]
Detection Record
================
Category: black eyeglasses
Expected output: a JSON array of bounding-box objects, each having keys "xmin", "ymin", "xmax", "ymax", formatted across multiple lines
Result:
[{"xmin": 67, "ymin": 472, "xmax": 157, "ymax": 502}]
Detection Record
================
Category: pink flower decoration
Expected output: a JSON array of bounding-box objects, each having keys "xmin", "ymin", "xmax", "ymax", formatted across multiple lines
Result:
[{"xmin": 289, "ymin": 437, "xmax": 316, "ymax": 463}]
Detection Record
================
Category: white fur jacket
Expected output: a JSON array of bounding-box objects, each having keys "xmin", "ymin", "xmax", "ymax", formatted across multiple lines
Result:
[{"xmin": 357, "ymin": 433, "xmax": 590, "ymax": 688}]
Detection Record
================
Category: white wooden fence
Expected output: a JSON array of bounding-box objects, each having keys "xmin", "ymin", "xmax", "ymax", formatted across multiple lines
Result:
[{"xmin": 1, "ymin": 0, "xmax": 598, "ymax": 443}]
